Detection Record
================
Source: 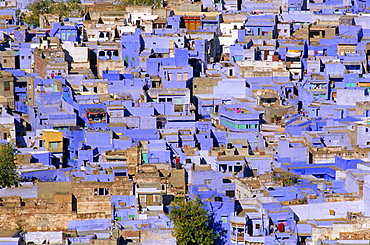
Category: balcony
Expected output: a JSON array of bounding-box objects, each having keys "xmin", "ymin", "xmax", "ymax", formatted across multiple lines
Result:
[
  {"xmin": 231, "ymin": 233, "xmax": 245, "ymax": 242},
  {"xmin": 229, "ymin": 214, "xmax": 246, "ymax": 224},
  {"xmin": 245, "ymin": 235, "xmax": 265, "ymax": 243},
  {"xmin": 219, "ymin": 107, "xmax": 259, "ymax": 121}
]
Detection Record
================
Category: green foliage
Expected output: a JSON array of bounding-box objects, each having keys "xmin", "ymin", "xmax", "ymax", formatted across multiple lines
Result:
[
  {"xmin": 22, "ymin": 0, "xmax": 84, "ymax": 27},
  {"xmin": 272, "ymin": 171, "xmax": 297, "ymax": 187},
  {"xmin": 169, "ymin": 198, "xmax": 218, "ymax": 245},
  {"xmin": 282, "ymin": 176, "xmax": 297, "ymax": 187},
  {"xmin": 114, "ymin": 0, "xmax": 162, "ymax": 10},
  {"xmin": 15, "ymin": 219, "xmax": 28, "ymax": 233},
  {"xmin": 0, "ymin": 143, "xmax": 18, "ymax": 188}
]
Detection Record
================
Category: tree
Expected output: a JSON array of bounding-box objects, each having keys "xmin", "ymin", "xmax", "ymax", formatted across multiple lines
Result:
[
  {"xmin": 114, "ymin": 0, "xmax": 162, "ymax": 11},
  {"xmin": 66, "ymin": 0, "xmax": 85, "ymax": 17},
  {"xmin": 22, "ymin": 0, "xmax": 84, "ymax": 27},
  {"xmin": 23, "ymin": 0, "xmax": 54, "ymax": 27},
  {"xmin": 169, "ymin": 198, "xmax": 218, "ymax": 245},
  {"xmin": 0, "ymin": 143, "xmax": 18, "ymax": 188}
]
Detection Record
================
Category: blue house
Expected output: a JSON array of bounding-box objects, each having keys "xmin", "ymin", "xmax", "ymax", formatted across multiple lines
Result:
[
  {"xmin": 49, "ymin": 22, "xmax": 80, "ymax": 42},
  {"xmin": 219, "ymin": 103, "xmax": 262, "ymax": 131},
  {"xmin": 245, "ymin": 14, "xmax": 277, "ymax": 39},
  {"xmin": 121, "ymin": 29, "xmax": 144, "ymax": 68}
]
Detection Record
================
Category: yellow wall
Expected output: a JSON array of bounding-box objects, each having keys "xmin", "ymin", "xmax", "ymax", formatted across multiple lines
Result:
[
  {"xmin": 42, "ymin": 130, "xmax": 63, "ymax": 152},
  {"xmin": 358, "ymin": 83, "xmax": 370, "ymax": 87}
]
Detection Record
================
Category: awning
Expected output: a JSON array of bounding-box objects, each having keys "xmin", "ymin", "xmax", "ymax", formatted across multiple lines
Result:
[
  {"xmin": 53, "ymin": 123, "xmax": 76, "ymax": 127},
  {"xmin": 286, "ymin": 50, "xmax": 301, "ymax": 58},
  {"xmin": 84, "ymin": 108, "xmax": 106, "ymax": 115},
  {"xmin": 0, "ymin": 15, "xmax": 13, "ymax": 20},
  {"xmin": 329, "ymin": 74, "xmax": 343, "ymax": 78},
  {"xmin": 343, "ymin": 61, "xmax": 361, "ymax": 65}
]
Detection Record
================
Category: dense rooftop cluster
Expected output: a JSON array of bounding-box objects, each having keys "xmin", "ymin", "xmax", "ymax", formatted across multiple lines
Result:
[{"xmin": 2, "ymin": 0, "xmax": 370, "ymax": 244}]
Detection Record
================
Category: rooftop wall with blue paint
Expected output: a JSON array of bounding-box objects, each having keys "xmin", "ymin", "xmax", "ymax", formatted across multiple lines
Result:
[
  {"xmin": 82, "ymin": 174, "xmax": 115, "ymax": 182},
  {"xmin": 123, "ymin": 129, "xmax": 160, "ymax": 143},
  {"xmin": 126, "ymin": 105, "xmax": 155, "ymax": 117},
  {"xmin": 166, "ymin": 15, "xmax": 182, "ymax": 29},
  {"xmin": 84, "ymin": 130, "xmax": 113, "ymax": 150},
  {"xmin": 21, "ymin": 169, "xmax": 57, "ymax": 182},
  {"xmin": 277, "ymin": 139, "xmax": 307, "ymax": 164},
  {"xmin": 102, "ymin": 72, "xmax": 121, "ymax": 81},
  {"xmin": 49, "ymin": 23, "xmax": 80, "ymax": 42},
  {"xmin": 195, "ymin": 133, "xmax": 214, "ymax": 150},
  {"xmin": 288, "ymin": 166, "xmax": 337, "ymax": 181},
  {"xmin": 111, "ymin": 195, "xmax": 137, "ymax": 221},
  {"xmin": 0, "ymin": 183, "xmax": 37, "ymax": 198},
  {"xmin": 111, "ymin": 195, "xmax": 136, "ymax": 207},
  {"xmin": 121, "ymin": 29, "xmax": 144, "ymax": 68},
  {"xmin": 29, "ymin": 151, "xmax": 52, "ymax": 167},
  {"xmin": 165, "ymin": 121, "xmax": 197, "ymax": 130},
  {"xmin": 113, "ymin": 138, "xmax": 132, "ymax": 150},
  {"xmin": 68, "ymin": 218, "xmax": 111, "ymax": 231},
  {"xmin": 191, "ymin": 169, "xmax": 235, "ymax": 195},
  {"xmin": 203, "ymin": 197, "xmax": 235, "ymax": 245},
  {"xmin": 116, "ymin": 214, "xmax": 172, "ymax": 229},
  {"xmin": 211, "ymin": 131, "xmax": 227, "ymax": 147},
  {"xmin": 78, "ymin": 146, "xmax": 98, "ymax": 165},
  {"xmin": 147, "ymin": 150, "xmax": 171, "ymax": 164},
  {"xmin": 246, "ymin": 156, "xmax": 273, "ymax": 175},
  {"xmin": 34, "ymin": 92, "xmax": 63, "ymax": 105}
]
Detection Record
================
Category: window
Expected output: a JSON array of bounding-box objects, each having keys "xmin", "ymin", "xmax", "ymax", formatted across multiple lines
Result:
[
  {"xmin": 94, "ymin": 188, "xmax": 109, "ymax": 196},
  {"xmin": 21, "ymin": 56, "xmax": 25, "ymax": 60},
  {"xmin": 221, "ymin": 215, "xmax": 228, "ymax": 223},
  {"xmin": 214, "ymin": 196, "xmax": 223, "ymax": 201},
  {"xmin": 3, "ymin": 59, "xmax": 7, "ymax": 64},
  {"xmin": 204, "ymin": 179, "xmax": 212, "ymax": 184},
  {"xmin": 4, "ymin": 82, "xmax": 10, "ymax": 91},
  {"xmin": 255, "ymin": 224, "xmax": 260, "ymax": 229},
  {"xmin": 225, "ymin": 190, "xmax": 235, "ymax": 197},
  {"xmin": 139, "ymin": 194, "xmax": 146, "ymax": 202},
  {"xmin": 174, "ymin": 97, "xmax": 184, "ymax": 104},
  {"xmin": 154, "ymin": 194, "xmax": 161, "ymax": 203},
  {"xmin": 49, "ymin": 142, "xmax": 60, "ymax": 151},
  {"xmin": 174, "ymin": 105, "xmax": 183, "ymax": 112},
  {"xmin": 234, "ymin": 55, "xmax": 243, "ymax": 61}
]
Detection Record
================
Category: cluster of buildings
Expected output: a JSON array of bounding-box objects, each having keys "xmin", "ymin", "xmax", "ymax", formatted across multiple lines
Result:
[{"xmin": 3, "ymin": 0, "xmax": 370, "ymax": 244}]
